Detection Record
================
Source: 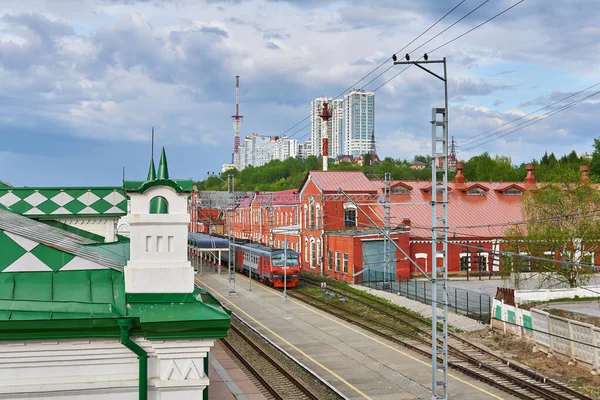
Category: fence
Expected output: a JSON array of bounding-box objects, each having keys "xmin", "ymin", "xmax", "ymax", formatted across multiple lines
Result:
[
  {"xmin": 361, "ymin": 273, "xmax": 492, "ymax": 323},
  {"xmin": 492, "ymin": 299, "xmax": 600, "ymax": 371},
  {"xmin": 515, "ymin": 285, "xmax": 600, "ymax": 304}
]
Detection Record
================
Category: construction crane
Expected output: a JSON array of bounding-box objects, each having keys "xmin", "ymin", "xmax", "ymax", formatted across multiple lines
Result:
[{"xmin": 232, "ymin": 76, "xmax": 243, "ymax": 168}]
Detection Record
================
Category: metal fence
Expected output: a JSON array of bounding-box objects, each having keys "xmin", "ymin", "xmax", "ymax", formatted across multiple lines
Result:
[{"xmin": 361, "ymin": 272, "xmax": 492, "ymax": 323}]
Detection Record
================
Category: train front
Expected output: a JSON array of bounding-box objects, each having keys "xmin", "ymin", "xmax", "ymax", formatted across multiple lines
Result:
[{"xmin": 270, "ymin": 249, "xmax": 300, "ymax": 288}]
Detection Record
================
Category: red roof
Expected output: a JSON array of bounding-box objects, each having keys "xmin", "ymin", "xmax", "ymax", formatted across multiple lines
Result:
[
  {"xmin": 240, "ymin": 189, "xmax": 301, "ymax": 207},
  {"xmin": 368, "ymin": 180, "xmax": 538, "ymax": 238},
  {"xmin": 302, "ymin": 171, "xmax": 380, "ymax": 193}
]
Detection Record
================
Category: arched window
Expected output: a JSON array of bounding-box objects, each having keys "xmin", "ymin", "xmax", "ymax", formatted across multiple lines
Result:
[
  {"xmin": 343, "ymin": 203, "xmax": 357, "ymax": 227},
  {"xmin": 149, "ymin": 196, "xmax": 168, "ymax": 214},
  {"xmin": 315, "ymin": 203, "xmax": 321, "ymax": 230},
  {"xmin": 304, "ymin": 237, "xmax": 308, "ymax": 264},
  {"xmin": 303, "ymin": 205, "xmax": 307, "ymax": 229},
  {"xmin": 309, "ymin": 196, "xmax": 315, "ymax": 230},
  {"xmin": 316, "ymin": 238, "xmax": 321, "ymax": 267},
  {"xmin": 310, "ymin": 238, "xmax": 316, "ymax": 269}
]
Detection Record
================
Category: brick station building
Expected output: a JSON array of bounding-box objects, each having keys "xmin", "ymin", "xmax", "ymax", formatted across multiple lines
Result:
[{"xmin": 222, "ymin": 163, "xmax": 598, "ymax": 283}]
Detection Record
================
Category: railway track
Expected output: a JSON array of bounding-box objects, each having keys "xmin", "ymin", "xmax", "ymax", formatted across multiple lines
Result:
[
  {"xmin": 221, "ymin": 311, "xmax": 347, "ymax": 400},
  {"xmin": 295, "ymin": 276, "xmax": 591, "ymax": 400}
]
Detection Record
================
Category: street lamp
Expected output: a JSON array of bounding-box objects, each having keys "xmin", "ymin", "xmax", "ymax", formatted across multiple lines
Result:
[{"xmin": 394, "ymin": 54, "xmax": 449, "ymax": 400}]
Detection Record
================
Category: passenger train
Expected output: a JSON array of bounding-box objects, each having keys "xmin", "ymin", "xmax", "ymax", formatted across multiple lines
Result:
[{"xmin": 232, "ymin": 242, "xmax": 301, "ymax": 288}]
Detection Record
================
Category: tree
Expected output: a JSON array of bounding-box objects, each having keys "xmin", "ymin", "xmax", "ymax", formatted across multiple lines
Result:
[
  {"xmin": 590, "ymin": 138, "xmax": 600, "ymax": 178},
  {"xmin": 503, "ymin": 183, "xmax": 600, "ymax": 288}
]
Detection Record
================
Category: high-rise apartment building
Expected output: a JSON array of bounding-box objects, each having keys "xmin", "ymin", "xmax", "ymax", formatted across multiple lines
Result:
[
  {"xmin": 344, "ymin": 89, "xmax": 375, "ymax": 157},
  {"xmin": 310, "ymin": 97, "xmax": 343, "ymax": 159},
  {"xmin": 237, "ymin": 134, "xmax": 298, "ymax": 170}
]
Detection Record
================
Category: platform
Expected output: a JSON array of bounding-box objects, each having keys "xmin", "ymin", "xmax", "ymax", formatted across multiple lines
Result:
[
  {"xmin": 208, "ymin": 339, "xmax": 267, "ymax": 400},
  {"xmin": 197, "ymin": 271, "xmax": 518, "ymax": 400}
]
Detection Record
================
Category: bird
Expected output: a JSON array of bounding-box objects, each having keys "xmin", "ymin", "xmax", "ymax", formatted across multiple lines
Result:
[
  {"xmin": 392, "ymin": 54, "xmax": 397, "ymax": 62},
  {"xmin": 423, "ymin": 53, "xmax": 429, "ymax": 61},
  {"xmin": 405, "ymin": 53, "xmax": 410, "ymax": 61}
]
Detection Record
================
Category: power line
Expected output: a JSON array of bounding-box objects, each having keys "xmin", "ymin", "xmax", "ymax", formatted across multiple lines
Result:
[
  {"xmin": 203, "ymin": 0, "xmax": 491, "ymax": 177},
  {"xmin": 456, "ymin": 81, "xmax": 600, "ymax": 147},
  {"xmin": 459, "ymin": 89, "xmax": 600, "ymax": 152}
]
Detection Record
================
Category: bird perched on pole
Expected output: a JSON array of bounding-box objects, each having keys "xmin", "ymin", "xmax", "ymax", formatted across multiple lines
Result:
[
  {"xmin": 424, "ymin": 53, "xmax": 429, "ymax": 61},
  {"xmin": 392, "ymin": 54, "xmax": 397, "ymax": 62},
  {"xmin": 405, "ymin": 53, "xmax": 410, "ymax": 61}
]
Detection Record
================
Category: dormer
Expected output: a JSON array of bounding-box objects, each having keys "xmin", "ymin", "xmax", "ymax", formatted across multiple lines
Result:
[
  {"xmin": 389, "ymin": 182, "xmax": 413, "ymax": 195},
  {"xmin": 123, "ymin": 147, "xmax": 195, "ymax": 295},
  {"xmin": 461, "ymin": 183, "xmax": 489, "ymax": 196},
  {"xmin": 495, "ymin": 183, "xmax": 526, "ymax": 196},
  {"xmin": 421, "ymin": 183, "xmax": 452, "ymax": 194}
]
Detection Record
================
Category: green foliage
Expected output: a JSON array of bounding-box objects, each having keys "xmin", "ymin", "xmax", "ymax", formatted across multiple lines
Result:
[
  {"xmin": 194, "ymin": 141, "xmax": 600, "ymax": 192},
  {"xmin": 503, "ymin": 183, "xmax": 600, "ymax": 288}
]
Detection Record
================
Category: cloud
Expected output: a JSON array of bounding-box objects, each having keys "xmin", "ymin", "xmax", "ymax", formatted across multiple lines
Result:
[{"xmin": 0, "ymin": 0, "xmax": 599, "ymax": 185}]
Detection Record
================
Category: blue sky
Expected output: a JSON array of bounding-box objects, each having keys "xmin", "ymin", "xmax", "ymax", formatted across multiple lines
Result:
[{"xmin": 1, "ymin": 0, "xmax": 600, "ymax": 186}]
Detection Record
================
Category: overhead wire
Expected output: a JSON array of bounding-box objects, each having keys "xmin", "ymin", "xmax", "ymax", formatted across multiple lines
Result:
[
  {"xmin": 456, "ymin": 81, "xmax": 600, "ymax": 147},
  {"xmin": 201, "ymin": 0, "xmax": 500, "ymax": 178},
  {"xmin": 459, "ymin": 89, "xmax": 600, "ymax": 152}
]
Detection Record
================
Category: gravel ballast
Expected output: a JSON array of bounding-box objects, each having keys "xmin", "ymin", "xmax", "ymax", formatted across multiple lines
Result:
[{"xmin": 350, "ymin": 285, "xmax": 486, "ymax": 332}]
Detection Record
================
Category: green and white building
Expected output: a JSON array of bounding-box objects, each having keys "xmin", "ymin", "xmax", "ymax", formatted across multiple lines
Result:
[{"xmin": 0, "ymin": 149, "xmax": 230, "ymax": 399}]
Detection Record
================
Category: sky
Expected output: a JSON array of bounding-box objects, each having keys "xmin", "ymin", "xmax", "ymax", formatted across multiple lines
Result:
[{"xmin": 1, "ymin": 0, "xmax": 599, "ymax": 186}]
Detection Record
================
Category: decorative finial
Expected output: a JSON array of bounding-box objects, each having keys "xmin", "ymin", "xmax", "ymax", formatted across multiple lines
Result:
[{"xmin": 157, "ymin": 147, "xmax": 169, "ymax": 179}]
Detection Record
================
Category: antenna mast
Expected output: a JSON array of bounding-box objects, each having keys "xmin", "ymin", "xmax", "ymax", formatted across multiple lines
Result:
[{"xmin": 232, "ymin": 76, "xmax": 243, "ymax": 168}]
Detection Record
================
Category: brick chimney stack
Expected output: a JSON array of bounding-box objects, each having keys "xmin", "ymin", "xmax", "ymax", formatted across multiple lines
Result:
[
  {"xmin": 454, "ymin": 162, "xmax": 466, "ymax": 184},
  {"xmin": 580, "ymin": 165, "xmax": 590, "ymax": 185},
  {"xmin": 524, "ymin": 164, "xmax": 536, "ymax": 184}
]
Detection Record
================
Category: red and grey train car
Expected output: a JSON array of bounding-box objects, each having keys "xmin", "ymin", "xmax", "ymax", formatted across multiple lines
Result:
[{"xmin": 232, "ymin": 242, "xmax": 300, "ymax": 288}]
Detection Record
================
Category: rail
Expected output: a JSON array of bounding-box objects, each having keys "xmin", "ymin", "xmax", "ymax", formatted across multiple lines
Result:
[
  {"xmin": 222, "ymin": 310, "xmax": 348, "ymax": 400},
  {"xmin": 298, "ymin": 276, "xmax": 590, "ymax": 400}
]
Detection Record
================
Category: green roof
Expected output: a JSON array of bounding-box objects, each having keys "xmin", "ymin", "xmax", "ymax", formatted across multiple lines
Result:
[
  {"xmin": 124, "ymin": 148, "xmax": 192, "ymax": 194},
  {"xmin": 123, "ymin": 178, "xmax": 193, "ymax": 193},
  {"xmin": 0, "ymin": 209, "xmax": 125, "ymax": 271},
  {"xmin": 0, "ymin": 269, "xmax": 230, "ymax": 340},
  {"xmin": 0, "ymin": 187, "xmax": 127, "ymax": 217}
]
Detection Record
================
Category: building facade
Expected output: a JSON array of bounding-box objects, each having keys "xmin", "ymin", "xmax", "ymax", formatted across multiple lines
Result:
[
  {"xmin": 224, "ymin": 165, "xmax": 600, "ymax": 284},
  {"xmin": 344, "ymin": 89, "xmax": 375, "ymax": 157},
  {"xmin": 310, "ymin": 97, "xmax": 343, "ymax": 159},
  {"xmin": 0, "ymin": 148, "xmax": 230, "ymax": 399},
  {"xmin": 238, "ymin": 133, "xmax": 299, "ymax": 170}
]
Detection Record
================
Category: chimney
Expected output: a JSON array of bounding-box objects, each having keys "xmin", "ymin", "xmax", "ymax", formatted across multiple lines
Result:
[
  {"xmin": 524, "ymin": 164, "xmax": 536, "ymax": 184},
  {"xmin": 402, "ymin": 217, "xmax": 411, "ymax": 227},
  {"xmin": 581, "ymin": 165, "xmax": 590, "ymax": 185},
  {"xmin": 454, "ymin": 162, "xmax": 466, "ymax": 184}
]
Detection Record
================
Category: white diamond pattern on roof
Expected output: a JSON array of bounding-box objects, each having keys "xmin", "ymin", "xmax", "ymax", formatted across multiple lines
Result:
[
  {"xmin": 51, "ymin": 207, "xmax": 71, "ymax": 215},
  {"xmin": 79, "ymin": 206, "xmax": 99, "ymax": 214},
  {"xmin": 4, "ymin": 231, "xmax": 39, "ymax": 251},
  {"xmin": 77, "ymin": 191, "xmax": 101, "ymax": 206},
  {"xmin": 106, "ymin": 206, "xmax": 125, "ymax": 214},
  {"xmin": 24, "ymin": 207, "xmax": 44, "ymax": 215},
  {"xmin": 0, "ymin": 192, "xmax": 20, "ymax": 207},
  {"xmin": 104, "ymin": 191, "xmax": 126, "ymax": 205},
  {"xmin": 51, "ymin": 192, "xmax": 74, "ymax": 206},
  {"xmin": 61, "ymin": 256, "xmax": 108, "ymax": 271},
  {"xmin": 3, "ymin": 252, "xmax": 53, "ymax": 272},
  {"xmin": 23, "ymin": 191, "xmax": 47, "ymax": 207}
]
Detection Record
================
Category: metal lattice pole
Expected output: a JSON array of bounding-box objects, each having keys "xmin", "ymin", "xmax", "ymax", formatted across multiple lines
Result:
[
  {"xmin": 394, "ymin": 55, "xmax": 449, "ymax": 400},
  {"xmin": 383, "ymin": 172, "xmax": 392, "ymax": 287}
]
